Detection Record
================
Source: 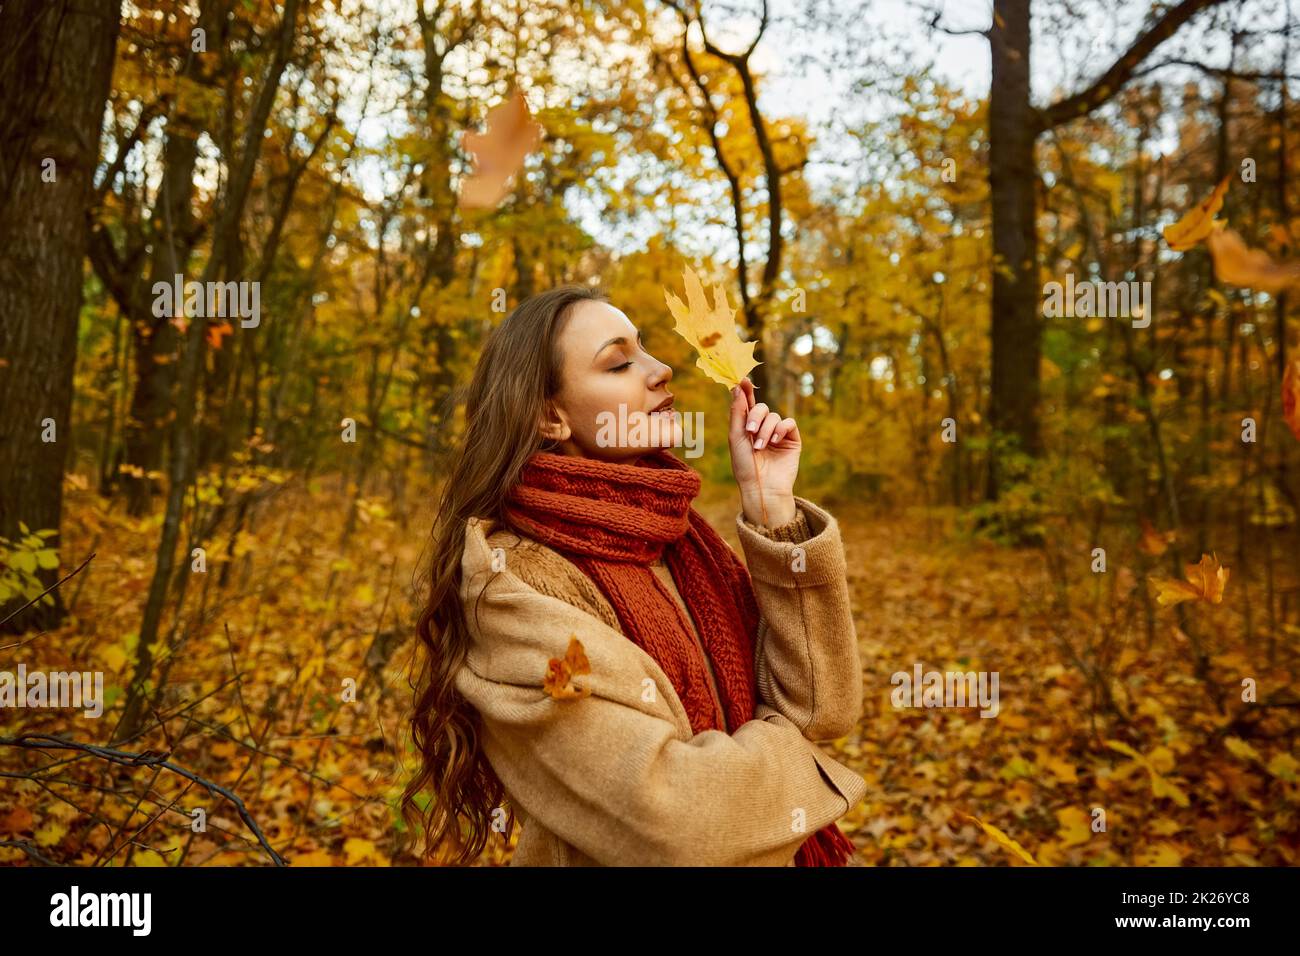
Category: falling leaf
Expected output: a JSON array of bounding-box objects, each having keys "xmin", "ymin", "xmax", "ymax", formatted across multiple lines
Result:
[
  {"xmin": 1205, "ymin": 227, "xmax": 1300, "ymax": 294},
  {"xmin": 458, "ymin": 88, "xmax": 543, "ymax": 209},
  {"xmin": 1283, "ymin": 359, "xmax": 1300, "ymax": 442},
  {"xmin": 1162, "ymin": 174, "xmax": 1230, "ymax": 251},
  {"xmin": 1137, "ymin": 517, "xmax": 1175, "ymax": 557},
  {"xmin": 543, "ymin": 634, "xmax": 591, "ymax": 700},
  {"xmin": 959, "ymin": 812, "xmax": 1040, "ymax": 866},
  {"xmin": 206, "ymin": 320, "xmax": 234, "ymax": 350},
  {"xmin": 1149, "ymin": 553, "xmax": 1229, "ymax": 607},
  {"xmin": 663, "ymin": 265, "xmax": 760, "ymax": 388}
]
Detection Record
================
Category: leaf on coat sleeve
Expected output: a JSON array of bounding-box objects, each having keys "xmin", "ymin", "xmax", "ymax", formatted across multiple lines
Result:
[
  {"xmin": 543, "ymin": 634, "xmax": 592, "ymax": 700},
  {"xmin": 663, "ymin": 264, "xmax": 760, "ymax": 388}
]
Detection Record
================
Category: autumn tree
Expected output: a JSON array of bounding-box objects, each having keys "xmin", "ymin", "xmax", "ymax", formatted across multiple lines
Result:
[
  {"xmin": 0, "ymin": 0, "xmax": 121, "ymax": 633},
  {"xmin": 932, "ymin": 0, "xmax": 1233, "ymax": 498}
]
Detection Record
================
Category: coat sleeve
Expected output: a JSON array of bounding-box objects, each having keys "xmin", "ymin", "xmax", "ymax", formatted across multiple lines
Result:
[
  {"xmin": 735, "ymin": 496, "xmax": 865, "ymax": 742},
  {"xmin": 454, "ymin": 560, "xmax": 866, "ymax": 866}
]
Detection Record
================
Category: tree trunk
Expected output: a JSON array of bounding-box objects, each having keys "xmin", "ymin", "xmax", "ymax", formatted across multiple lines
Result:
[
  {"xmin": 0, "ymin": 0, "xmax": 120, "ymax": 633},
  {"xmin": 987, "ymin": 0, "xmax": 1040, "ymax": 499}
]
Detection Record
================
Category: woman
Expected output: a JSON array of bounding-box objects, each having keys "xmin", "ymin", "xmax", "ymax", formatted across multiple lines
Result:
[{"xmin": 402, "ymin": 284, "xmax": 867, "ymax": 866}]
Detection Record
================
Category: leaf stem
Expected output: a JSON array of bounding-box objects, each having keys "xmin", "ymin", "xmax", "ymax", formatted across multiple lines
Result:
[{"xmin": 749, "ymin": 441, "xmax": 768, "ymax": 525}]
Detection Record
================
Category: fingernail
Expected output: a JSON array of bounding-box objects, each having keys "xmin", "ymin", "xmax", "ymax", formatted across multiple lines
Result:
[
  {"xmin": 747, "ymin": 421, "xmax": 758, "ymax": 432},
  {"xmin": 754, "ymin": 438, "xmax": 764, "ymax": 449}
]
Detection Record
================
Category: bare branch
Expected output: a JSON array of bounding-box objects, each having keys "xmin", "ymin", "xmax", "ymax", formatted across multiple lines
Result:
[
  {"xmin": 1037, "ymin": 0, "xmax": 1232, "ymax": 132},
  {"xmin": 0, "ymin": 733, "xmax": 286, "ymax": 866}
]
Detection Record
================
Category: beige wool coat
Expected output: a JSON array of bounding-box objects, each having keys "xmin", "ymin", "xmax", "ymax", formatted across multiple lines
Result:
[{"xmin": 453, "ymin": 495, "xmax": 868, "ymax": 866}]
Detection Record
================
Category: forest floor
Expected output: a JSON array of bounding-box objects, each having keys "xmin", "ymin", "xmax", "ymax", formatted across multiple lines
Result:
[{"xmin": 1, "ymin": 476, "xmax": 1296, "ymax": 866}]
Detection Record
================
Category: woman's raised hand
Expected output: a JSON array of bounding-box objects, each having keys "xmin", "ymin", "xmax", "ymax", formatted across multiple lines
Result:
[{"xmin": 727, "ymin": 377, "xmax": 799, "ymax": 527}]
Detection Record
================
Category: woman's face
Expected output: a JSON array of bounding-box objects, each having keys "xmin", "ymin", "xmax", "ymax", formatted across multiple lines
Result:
[{"xmin": 543, "ymin": 300, "xmax": 681, "ymax": 461}]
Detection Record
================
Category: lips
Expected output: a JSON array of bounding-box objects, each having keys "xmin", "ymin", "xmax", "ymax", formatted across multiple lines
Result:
[{"xmin": 651, "ymin": 396, "xmax": 674, "ymax": 414}]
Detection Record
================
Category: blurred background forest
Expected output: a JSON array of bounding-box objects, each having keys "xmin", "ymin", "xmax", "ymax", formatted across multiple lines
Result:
[{"xmin": 1, "ymin": 0, "xmax": 1298, "ymax": 866}]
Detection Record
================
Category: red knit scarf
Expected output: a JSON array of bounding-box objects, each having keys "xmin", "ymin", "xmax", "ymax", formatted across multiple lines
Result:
[{"xmin": 503, "ymin": 448, "xmax": 855, "ymax": 867}]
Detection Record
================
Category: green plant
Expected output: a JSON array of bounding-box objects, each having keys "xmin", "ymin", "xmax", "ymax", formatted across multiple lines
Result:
[{"xmin": 0, "ymin": 522, "xmax": 60, "ymax": 608}]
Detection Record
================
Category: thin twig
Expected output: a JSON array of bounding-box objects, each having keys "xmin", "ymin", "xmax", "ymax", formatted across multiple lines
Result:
[
  {"xmin": 0, "ymin": 551, "xmax": 97, "ymax": 632},
  {"xmin": 0, "ymin": 734, "xmax": 285, "ymax": 866}
]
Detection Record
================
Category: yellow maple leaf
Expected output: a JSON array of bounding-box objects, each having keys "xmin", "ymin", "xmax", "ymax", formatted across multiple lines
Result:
[
  {"xmin": 543, "ymin": 634, "xmax": 591, "ymax": 700},
  {"xmin": 1162, "ymin": 174, "xmax": 1231, "ymax": 251},
  {"xmin": 663, "ymin": 265, "xmax": 760, "ymax": 388}
]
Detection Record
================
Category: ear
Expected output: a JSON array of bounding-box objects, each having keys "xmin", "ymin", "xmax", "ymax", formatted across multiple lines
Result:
[{"xmin": 538, "ymin": 401, "xmax": 571, "ymax": 443}]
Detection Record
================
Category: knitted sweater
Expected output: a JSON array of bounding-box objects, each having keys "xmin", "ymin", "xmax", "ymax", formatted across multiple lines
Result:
[{"xmin": 455, "ymin": 495, "xmax": 868, "ymax": 866}]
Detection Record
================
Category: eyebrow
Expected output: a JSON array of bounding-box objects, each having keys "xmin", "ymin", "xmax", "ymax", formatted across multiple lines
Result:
[{"xmin": 594, "ymin": 329, "xmax": 641, "ymax": 361}]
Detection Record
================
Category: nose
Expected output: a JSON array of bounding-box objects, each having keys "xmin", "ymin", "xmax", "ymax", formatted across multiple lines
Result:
[{"xmin": 648, "ymin": 359, "xmax": 672, "ymax": 388}]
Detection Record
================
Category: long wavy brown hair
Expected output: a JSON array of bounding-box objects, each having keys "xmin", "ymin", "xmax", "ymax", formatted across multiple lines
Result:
[{"xmin": 400, "ymin": 283, "xmax": 611, "ymax": 864}]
